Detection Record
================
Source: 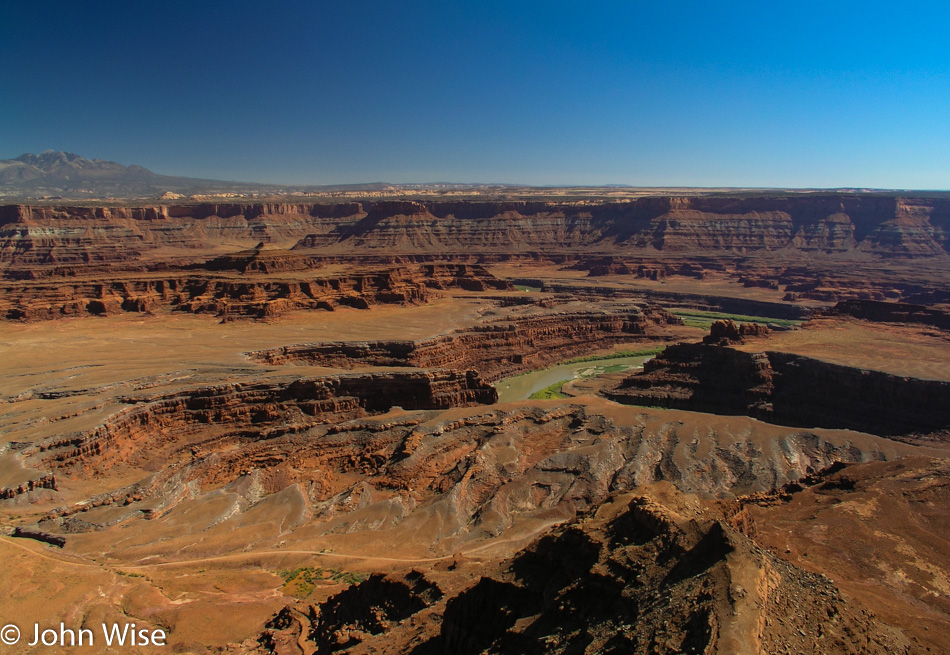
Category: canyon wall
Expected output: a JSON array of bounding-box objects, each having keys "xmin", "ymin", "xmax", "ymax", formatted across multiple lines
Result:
[
  {"xmin": 3, "ymin": 194, "xmax": 949, "ymax": 267},
  {"xmin": 249, "ymin": 306, "xmax": 679, "ymax": 381},
  {"xmin": 0, "ymin": 263, "xmax": 511, "ymax": 321},
  {"xmin": 531, "ymin": 280, "xmax": 813, "ymax": 320},
  {"xmin": 292, "ymin": 196, "xmax": 950, "ymax": 257},
  {"xmin": 35, "ymin": 402, "xmax": 912, "ymax": 540},
  {"xmin": 605, "ymin": 343, "xmax": 950, "ymax": 436},
  {"xmin": 26, "ymin": 369, "xmax": 497, "ymax": 475},
  {"xmin": 825, "ymin": 298, "xmax": 950, "ymax": 330}
]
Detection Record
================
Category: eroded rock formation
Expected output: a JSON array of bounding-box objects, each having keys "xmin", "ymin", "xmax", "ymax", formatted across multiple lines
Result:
[
  {"xmin": 4, "ymin": 195, "xmax": 950, "ymax": 269},
  {"xmin": 0, "ymin": 264, "xmax": 511, "ymax": 321},
  {"xmin": 203, "ymin": 243, "xmax": 321, "ymax": 274},
  {"xmin": 702, "ymin": 319, "xmax": 771, "ymax": 344},
  {"xmin": 25, "ymin": 370, "xmax": 496, "ymax": 475},
  {"xmin": 824, "ymin": 298, "xmax": 950, "ymax": 330},
  {"xmin": 32, "ymin": 403, "xmax": 909, "ymax": 542},
  {"xmin": 0, "ymin": 474, "xmax": 57, "ymax": 499},
  {"xmin": 255, "ymin": 489, "xmax": 912, "ymax": 655},
  {"xmin": 249, "ymin": 305, "xmax": 679, "ymax": 381},
  {"xmin": 606, "ymin": 343, "xmax": 950, "ymax": 436},
  {"xmin": 3, "ymin": 193, "xmax": 949, "ymax": 655}
]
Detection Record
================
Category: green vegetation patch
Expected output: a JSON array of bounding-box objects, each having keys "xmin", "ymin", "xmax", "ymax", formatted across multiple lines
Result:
[
  {"xmin": 278, "ymin": 566, "xmax": 368, "ymax": 598},
  {"xmin": 514, "ymin": 284, "xmax": 542, "ymax": 292},
  {"xmin": 681, "ymin": 318, "xmax": 715, "ymax": 328},
  {"xmin": 529, "ymin": 381, "xmax": 570, "ymax": 400},
  {"xmin": 331, "ymin": 570, "xmax": 369, "ymax": 585},
  {"xmin": 560, "ymin": 346, "xmax": 665, "ymax": 365},
  {"xmin": 279, "ymin": 566, "xmax": 322, "ymax": 597},
  {"xmin": 116, "ymin": 570, "xmax": 146, "ymax": 578},
  {"xmin": 671, "ymin": 309, "xmax": 802, "ymax": 328}
]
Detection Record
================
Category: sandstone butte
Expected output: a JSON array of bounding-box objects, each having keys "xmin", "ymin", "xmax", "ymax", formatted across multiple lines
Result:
[{"xmin": 0, "ymin": 193, "xmax": 948, "ymax": 655}]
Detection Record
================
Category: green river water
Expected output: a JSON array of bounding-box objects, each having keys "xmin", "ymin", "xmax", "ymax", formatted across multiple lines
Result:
[{"xmin": 494, "ymin": 355, "xmax": 654, "ymax": 403}]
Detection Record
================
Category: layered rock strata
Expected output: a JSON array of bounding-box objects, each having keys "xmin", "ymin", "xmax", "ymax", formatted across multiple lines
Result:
[
  {"xmin": 248, "ymin": 306, "xmax": 679, "ymax": 381},
  {"xmin": 203, "ymin": 243, "xmax": 320, "ymax": 274},
  {"xmin": 0, "ymin": 264, "xmax": 511, "ymax": 321},
  {"xmin": 527, "ymin": 281, "xmax": 814, "ymax": 320},
  {"xmin": 32, "ymin": 404, "xmax": 914, "ymax": 542},
  {"xmin": 605, "ymin": 343, "xmax": 950, "ymax": 436},
  {"xmin": 566, "ymin": 257, "xmax": 950, "ymax": 304},
  {"xmin": 703, "ymin": 319, "xmax": 771, "ymax": 344},
  {"xmin": 24, "ymin": 369, "xmax": 496, "ymax": 475},
  {"xmin": 824, "ymin": 298, "xmax": 950, "ymax": 330},
  {"xmin": 3, "ymin": 194, "xmax": 949, "ymax": 268}
]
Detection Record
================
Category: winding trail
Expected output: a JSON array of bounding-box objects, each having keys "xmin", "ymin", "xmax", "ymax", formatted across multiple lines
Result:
[
  {"xmin": 0, "ymin": 534, "xmax": 102, "ymax": 568},
  {"xmin": 1, "ymin": 526, "xmax": 551, "ymax": 572},
  {"xmin": 122, "ymin": 549, "xmax": 455, "ymax": 569},
  {"xmin": 0, "ymin": 535, "xmax": 455, "ymax": 569}
]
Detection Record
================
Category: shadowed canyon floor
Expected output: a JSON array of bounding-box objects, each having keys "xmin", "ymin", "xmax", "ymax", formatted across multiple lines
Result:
[{"xmin": 1, "ymin": 195, "xmax": 949, "ymax": 654}]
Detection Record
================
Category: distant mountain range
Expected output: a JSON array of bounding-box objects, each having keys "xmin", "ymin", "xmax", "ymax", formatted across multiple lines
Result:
[
  {"xmin": 0, "ymin": 151, "xmax": 398, "ymax": 200},
  {"xmin": 5, "ymin": 151, "xmax": 919, "ymax": 203}
]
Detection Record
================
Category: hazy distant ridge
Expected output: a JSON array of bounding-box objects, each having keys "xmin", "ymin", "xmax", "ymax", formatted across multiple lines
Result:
[{"xmin": 0, "ymin": 150, "xmax": 295, "ymax": 199}]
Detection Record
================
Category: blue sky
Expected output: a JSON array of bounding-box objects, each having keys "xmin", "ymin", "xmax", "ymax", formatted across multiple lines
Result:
[{"xmin": 2, "ymin": 1, "xmax": 949, "ymax": 188}]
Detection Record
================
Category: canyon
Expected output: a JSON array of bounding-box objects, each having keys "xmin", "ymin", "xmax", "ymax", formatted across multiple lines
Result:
[
  {"xmin": 604, "ymin": 337, "xmax": 950, "ymax": 437},
  {"xmin": 4, "ymin": 195, "xmax": 950, "ymax": 261},
  {"xmin": 247, "ymin": 304, "xmax": 678, "ymax": 381},
  {"xmin": 1, "ymin": 192, "xmax": 948, "ymax": 654}
]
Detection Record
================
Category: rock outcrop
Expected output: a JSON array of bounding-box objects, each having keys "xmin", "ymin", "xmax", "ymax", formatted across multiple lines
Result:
[
  {"xmin": 203, "ymin": 243, "xmax": 321, "ymax": 274},
  {"xmin": 10, "ymin": 527, "xmax": 66, "ymax": 548},
  {"xmin": 32, "ymin": 402, "xmax": 916, "ymax": 542},
  {"xmin": 606, "ymin": 344, "xmax": 950, "ymax": 436},
  {"xmin": 735, "ymin": 457, "xmax": 950, "ymax": 654},
  {"xmin": 25, "ymin": 369, "xmax": 497, "ymax": 474},
  {"xmin": 255, "ymin": 489, "xmax": 912, "ymax": 655},
  {"xmin": 702, "ymin": 319, "xmax": 771, "ymax": 344},
  {"xmin": 0, "ymin": 264, "xmax": 511, "ymax": 321},
  {"xmin": 305, "ymin": 571, "xmax": 444, "ymax": 653},
  {"xmin": 606, "ymin": 344, "xmax": 776, "ymax": 418},
  {"xmin": 572, "ymin": 256, "xmax": 710, "ymax": 279},
  {"xmin": 0, "ymin": 474, "xmax": 58, "ymax": 499},
  {"xmin": 824, "ymin": 298, "xmax": 950, "ymax": 330},
  {"xmin": 4, "ymin": 194, "xmax": 950, "ymax": 268},
  {"xmin": 249, "ymin": 305, "xmax": 679, "ymax": 381}
]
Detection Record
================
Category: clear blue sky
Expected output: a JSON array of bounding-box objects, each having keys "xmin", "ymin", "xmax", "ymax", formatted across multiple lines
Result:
[{"xmin": 2, "ymin": 1, "xmax": 948, "ymax": 188}]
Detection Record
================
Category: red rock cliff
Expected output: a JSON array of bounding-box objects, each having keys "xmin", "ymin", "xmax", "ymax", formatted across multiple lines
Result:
[{"xmin": 4, "ymin": 194, "xmax": 949, "ymax": 266}]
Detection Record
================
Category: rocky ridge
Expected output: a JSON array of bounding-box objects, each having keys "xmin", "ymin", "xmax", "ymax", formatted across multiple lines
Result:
[
  {"xmin": 248, "ymin": 305, "xmax": 679, "ymax": 381},
  {"xmin": 24, "ymin": 370, "xmax": 497, "ymax": 478},
  {"xmin": 2, "ymin": 192, "xmax": 949, "ymax": 654},
  {"xmin": 605, "ymin": 343, "xmax": 950, "ymax": 436},
  {"xmin": 3, "ymin": 195, "xmax": 950, "ymax": 268},
  {"xmin": 0, "ymin": 263, "xmax": 511, "ymax": 321},
  {"xmin": 27, "ymin": 402, "xmax": 921, "ymax": 549},
  {"xmin": 250, "ymin": 485, "xmax": 913, "ymax": 655},
  {"xmin": 824, "ymin": 298, "xmax": 950, "ymax": 329}
]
